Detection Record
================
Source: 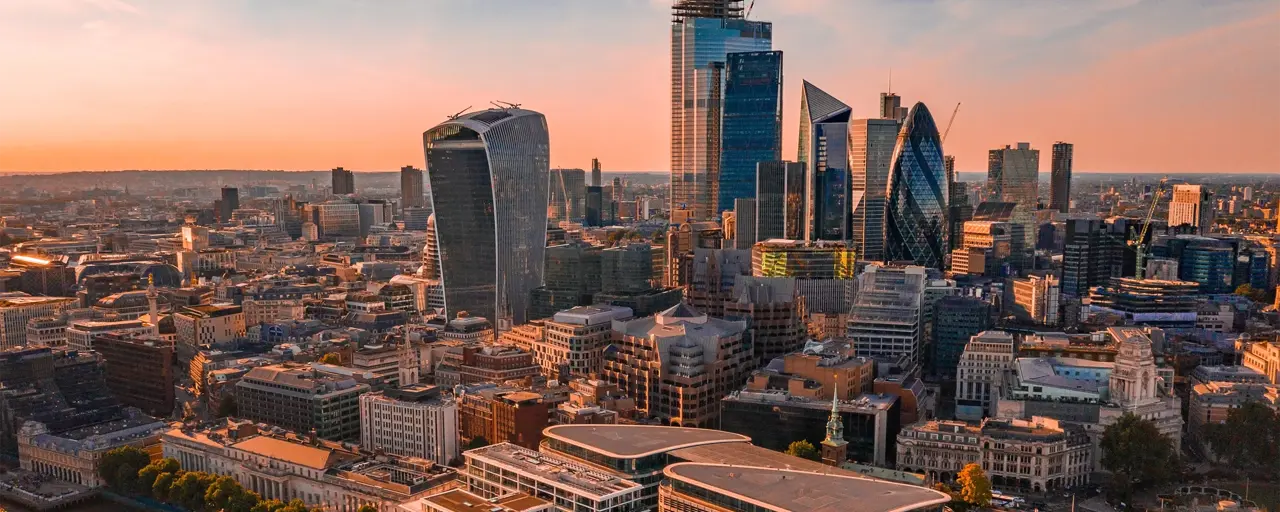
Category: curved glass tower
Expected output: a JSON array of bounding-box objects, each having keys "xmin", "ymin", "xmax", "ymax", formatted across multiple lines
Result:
[
  {"xmin": 424, "ymin": 108, "xmax": 550, "ymax": 326},
  {"xmin": 885, "ymin": 102, "xmax": 948, "ymax": 268}
]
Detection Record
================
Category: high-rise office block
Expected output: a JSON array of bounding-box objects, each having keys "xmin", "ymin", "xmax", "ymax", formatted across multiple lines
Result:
[
  {"xmin": 549, "ymin": 168, "xmax": 587, "ymax": 223},
  {"xmin": 885, "ymin": 102, "xmax": 948, "ymax": 269},
  {"xmin": 1169, "ymin": 184, "xmax": 1213, "ymax": 235},
  {"xmin": 846, "ymin": 265, "xmax": 927, "ymax": 367},
  {"xmin": 331, "ymin": 166, "xmax": 355, "ymax": 195},
  {"xmin": 1011, "ymin": 273, "xmax": 1061, "ymax": 326},
  {"xmin": 236, "ymin": 363, "xmax": 369, "ymax": 441},
  {"xmin": 880, "ymin": 92, "xmax": 908, "ymax": 122},
  {"xmin": 754, "ymin": 160, "xmax": 805, "ymax": 240},
  {"xmin": 423, "ymin": 108, "xmax": 550, "ymax": 326},
  {"xmin": 798, "ymin": 81, "xmax": 852, "ymax": 241},
  {"xmin": 1061, "ymin": 217, "xmax": 1122, "ymax": 298},
  {"xmin": 944, "ymin": 156, "xmax": 972, "ymax": 253},
  {"xmin": 528, "ymin": 241, "xmax": 603, "ymax": 320},
  {"xmin": 359, "ymin": 386, "xmax": 459, "ymax": 466},
  {"xmin": 590, "ymin": 158, "xmax": 602, "ymax": 187},
  {"xmin": 671, "ymin": 0, "xmax": 771, "ymax": 220},
  {"xmin": 585, "ymin": 185, "xmax": 604, "ymax": 227},
  {"xmin": 987, "ymin": 143, "xmax": 1040, "ymax": 260},
  {"xmin": 732, "ymin": 198, "xmax": 757, "ymax": 250},
  {"xmin": 219, "ymin": 187, "xmax": 239, "ymax": 222},
  {"xmin": 849, "ymin": 118, "xmax": 899, "ymax": 261},
  {"xmin": 92, "ymin": 334, "xmax": 175, "ymax": 417},
  {"xmin": 717, "ymin": 50, "xmax": 783, "ymax": 213},
  {"xmin": 400, "ymin": 165, "xmax": 426, "ymax": 208},
  {"xmin": 932, "ymin": 296, "xmax": 993, "ymax": 378},
  {"xmin": 1050, "ymin": 142, "xmax": 1073, "ymax": 214}
]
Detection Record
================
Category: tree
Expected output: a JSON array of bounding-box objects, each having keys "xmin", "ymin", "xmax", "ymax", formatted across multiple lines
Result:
[
  {"xmin": 358, "ymin": 505, "xmax": 378, "ymax": 512},
  {"xmin": 956, "ymin": 463, "xmax": 992, "ymax": 508},
  {"xmin": 152, "ymin": 471, "xmax": 179, "ymax": 502},
  {"xmin": 1204, "ymin": 401, "xmax": 1280, "ymax": 472},
  {"xmin": 168, "ymin": 471, "xmax": 217, "ymax": 511},
  {"xmin": 205, "ymin": 476, "xmax": 256, "ymax": 512},
  {"xmin": 137, "ymin": 458, "xmax": 181, "ymax": 498},
  {"xmin": 98, "ymin": 445, "xmax": 151, "ymax": 490},
  {"xmin": 465, "ymin": 436, "xmax": 490, "ymax": 450},
  {"xmin": 784, "ymin": 440, "xmax": 821, "ymax": 461},
  {"xmin": 1100, "ymin": 413, "xmax": 1177, "ymax": 495},
  {"xmin": 319, "ymin": 352, "xmax": 342, "ymax": 365},
  {"xmin": 217, "ymin": 393, "xmax": 239, "ymax": 417}
]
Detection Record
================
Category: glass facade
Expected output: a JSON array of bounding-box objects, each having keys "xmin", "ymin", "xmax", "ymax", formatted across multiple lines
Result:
[
  {"xmin": 424, "ymin": 109, "xmax": 549, "ymax": 325},
  {"xmin": 885, "ymin": 102, "xmax": 948, "ymax": 269},
  {"xmin": 797, "ymin": 81, "xmax": 851, "ymax": 242},
  {"xmin": 849, "ymin": 119, "xmax": 899, "ymax": 260},
  {"xmin": 717, "ymin": 51, "xmax": 782, "ymax": 214},
  {"xmin": 672, "ymin": 12, "xmax": 771, "ymax": 220},
  {"xmin": 549, "ymin": 168, "xmax": 586, "ymax": 223}
]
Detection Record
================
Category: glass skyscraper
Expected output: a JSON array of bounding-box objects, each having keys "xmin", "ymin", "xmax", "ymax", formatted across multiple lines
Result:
[
  {"xmin": 423, "ymin": 108, "xmax": 550, "ymax": 326},
  {"xmin": 671, "ymin": 0, "xmax": 771, "ymax": 220},
  {"xmin": 849, "ymin": 118, "xmax": 899, "ymax": 261},
  {"xmin": 797, "ymin": 81, "xmax": 852, "ymax": 242},
  {"xmin": 755, "ymin": 160, "xmax": 805, "ymax": 241},
  {"xmin": 885, "ymin": 102, "xmax": 948, "ymax": 269},
  {"xmin": 1050, "ymin": 142, "xmax": 1073, "ymax": 214},
  {"xmin": 717, "ymin": 50, "xmax": 782, "ymax": 214},
  {"xmin": 987, "ymin": 142, "xmax": 1040, "ymax": 262}
]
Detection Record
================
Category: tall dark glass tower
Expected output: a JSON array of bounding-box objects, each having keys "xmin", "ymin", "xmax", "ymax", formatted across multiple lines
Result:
[
  {"xmin": 797, "ymin": 81, "xmax": 851, "ymax": 242},
  {"xmin": 331, "ymin": 167, "xmax": 355, "ymax": 195},
  {"xmin": 423, "ymin": 108, "xmax": 550, "ymax": 326},
  {"xmin": 400, "ymin": 166, "xmax": 425, "ymax": 208},
  {"xmin": 219, "ymin": 186, "xmax": 239, "ymax": 222},
  {"xmin": 885, "ymin": 102, "xmax": 948, "ymax": 268},
  {"xmin": 755, "ymin": 160, "xmax": 805, "ymax": 240},
  {"xmin": 1050, "ymin": 142, "xmax": 1073, "ymax": 214},
  {"xmin": 717, "ymin": 50, "xmax": 782, "ymax": 213}
]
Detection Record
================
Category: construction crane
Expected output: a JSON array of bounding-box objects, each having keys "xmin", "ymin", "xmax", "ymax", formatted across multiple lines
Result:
[
  {"xmin": 1131, "ymin": 177, "xmax": 1168, "ymax": 279},
  {"xmin": 745, "ymin": 0, "xmax": 755, "ymax": 19},
  {"xmin": 941, "ymin": 102, "xmax": 961, "ymax": 144}
]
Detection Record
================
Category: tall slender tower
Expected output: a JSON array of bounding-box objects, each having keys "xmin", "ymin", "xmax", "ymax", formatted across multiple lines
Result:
[
  {"xmin": 820, "ymin": 379, "xmax": 848, "ymax": 466},
  {"xmin": 400, "ymin": 166, "xmax": 426, "ymax": 208},
  {"xmin": 717, "ymin": 50, "xmax": 783, "ymax": 213},
  {"xmin": 331, "ymin": 167, "xmax": 355, "ymax": 195},
  {"xmin": 1050, "ymin": 142, "xmax": 1073, "ymax": 214},
  {"xmin": 397, "ymin": 340, "xmax": 419, "ymax": 387},
  {"xmin": 146, "ymin": 275, "xmax": 159, "ymax": 336},
  {"xmin": 798, "ymin": 81, "xmax": 852, "ymax": 242},
  {"xmin": 423, "ymin": 108, "xmax": 550, "ymax": 325},
  {"xmin": 671, "ymin": 0, "xmax": 772, "ymax": 220},
  {"xmin": 885, "ymin": 103, "xmax": 948, "ymax": 269}
]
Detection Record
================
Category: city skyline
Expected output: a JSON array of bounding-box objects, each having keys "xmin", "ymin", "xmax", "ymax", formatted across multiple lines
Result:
[{"xmin": 1, "ymin": 1, "xmax": 1276, "ymax": 174}]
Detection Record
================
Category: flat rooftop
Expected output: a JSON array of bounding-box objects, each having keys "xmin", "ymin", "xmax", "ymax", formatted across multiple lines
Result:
[
  {"xmin": 466, "ymin": 443, "xmax": 640, "ymax": 499},
  {"xmin": 664, "ymin": 463, "xmax": 950, "ymax": 512},
  {"xmin": 668, "ymin": 442, "xmax": 852, "ymax": 475},
  {"xmin": 543, "ymin": 424, "xmax": 749, "ymax": 458},
  {"xmin": 415, "ymin": 489, "xmax": 550, "ymax": 512}
]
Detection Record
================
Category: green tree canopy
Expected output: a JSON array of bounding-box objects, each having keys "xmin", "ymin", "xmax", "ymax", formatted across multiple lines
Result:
[
  {"xmin": 956, "ymin": 463, "xmax": 992, "ymax": 508},
  {"xmin": 152, "ymin": 471, "xmax": 180, "ymax": 502},
  {"xmin": 358, "ymin": 505, "xmax": 379, "ymax": 512},
  {"xmin": 1100, "ymin": 413, "xmax": 1177, "ymax": 492},
  {"xmin": 97, "ymin": 445, "xmax": 151, "ymax": 490},
  {"xmin": 319, "ymin": 352, "xmax": 342, "ymax": 365},
  {"xmin": 168, "ymin": 471, "xmax": 217, "ymax": 511},
  {"xmin": 1204, "ymin": 400, "xmax": 1280, "ymax": 472},
  {"xmin": 784, "ymin": 440, "xmax": 821, "ymax": 461}
]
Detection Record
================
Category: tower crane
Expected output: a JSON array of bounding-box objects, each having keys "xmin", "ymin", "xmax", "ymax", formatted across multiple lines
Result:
[
  {"xmin": 941, "ymin": 102, "xmax": 961, "ymax": 144},
  {"xmin": 1131, "ymin": 177, "xmax": 1168, "ymax": 279}
]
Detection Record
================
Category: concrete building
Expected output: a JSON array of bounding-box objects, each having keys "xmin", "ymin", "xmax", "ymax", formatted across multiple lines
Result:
[
  {"xmin": 19, "ymin": 409, "xmax": 167, "ymax": 488},
  {"xmin": 359, "ymin": 385, "xmax": 459, "ymax": 466},
  {"xmin": 401, "ymin": 165, "xmax": 426, "ymax": 208},
  {"xmin": 457, "ymin": 387, "xmax": 548, "ymax": 451},
  {"xmin": 1241, "ymin": 340, "xmax": 1280, "ymax": 384},
  {"xmin": 932, "ymin": 296, "xmax": 994, "ymax": 379},
  {"xmin": 1011, "ymin": 273, "xmax": 1060, "ymax": 326},
  {"xmin": 507, "ymin": 305, "xmax": 633, "ymax": 379},
  {"xmin": 434, "ymin": 344, "xmax": 541, "ymax": 388},
  {"xmin": 604, "ymin": 303, "xmax": 750, "ymax": 427},
  {"xmin": 92, "ymin": 334, "xmax": 175, "ymax": 417},
  {"xmin": 955, "ymin": 331, "xmax": 1015, "ymax": 421},
  {"xmin": 987, "ymin": 143, "xmax": 1040, "ymax": 259},
  {"xmin": 235, "ymin": 363, "xmax": 370, "ymax": 441},
  {"xmin": 162, "ymin": 419, "xmax": 457, "ymax": 511},
  {"xmin": 173, "ymin": 304, "xmax": 245, "ymax": 360},
  {"xmin": 721, "ymin": 388, "xmax": 897, "ymax": 466},
  {"xmin": 896, "ymin": 416, "xmax": 1091, "ymax": 491},
  {"xmin": 1188, "ymin": 381, "xmax": 1279, "ymax": 452},
  {"xmin": 0, "ymin": 296, "xmax": 76, "ymax": 350},
  {"xmin": 1169, "ymin": 184, "xmax": 1213, "ymax": 235},
  {"xmin": 1049, "ymin": 142, "xmax": 1073, "ymax": 214},
  {"xmin": 950, "ymin": 220, "xmax": 1012, "ymax": 277},
  {"xmin": 724, "ymin": 276, "xmax": 806, "ymax": 366},
  {"xmin": 846, "ymin": 265, "xmax": 927, "ymax": 367},
  {"xmin": 242, "ymin": 298, "xmax": 307, "ymax": 326}
]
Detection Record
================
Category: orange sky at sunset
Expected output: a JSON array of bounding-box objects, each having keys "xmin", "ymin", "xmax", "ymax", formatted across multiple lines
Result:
[{"xmin": 1, "ymin": 0, "xmax": 1277, "ymax": 174}]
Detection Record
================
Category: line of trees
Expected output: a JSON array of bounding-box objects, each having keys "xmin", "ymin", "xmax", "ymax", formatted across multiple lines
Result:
[
  {"xmin": 1099, "ymin": 413, "xmax": 1179, "ymax": 504},
  {"xmin": 98, "ymin": 446, "xmax": 377, "ymax": 512},
  {"xmin": 1202, "ymin": 401, "xmax": 1280, "ymax": 474}
]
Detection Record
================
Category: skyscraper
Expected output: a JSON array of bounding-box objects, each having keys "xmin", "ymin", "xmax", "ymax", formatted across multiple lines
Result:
[
  {"xmin": 987, "ymin": 143, "xmax": 1040, "ymax": 261},
  {"xmin": 880, "ymin": 92, "xmax": 908, "ymax": 122},
  {"xmin": 548, "ymin": 168, "xmax": 587, "ymax": 223},
  {"xmin": 590, "ymin": 158, "xmax": 602, "ymax": 187},
  {"xmin": 884, "ymin": 102, "xmax": 948, "ymax": 269},
  {"xmin": 400, "ymin": 165, "xmax": 425, "ymax": 208},
  {"xmin": 849, "ymin": 118, "xmax": 899, "ymax": 261},
  {"xmin": 219, "ymin": 186, "xmax": 239, "ymax": 222},
  {"xmin": 755, "ymin": 160, "xmax": 805, "ymax": 241},
  {"xmin": 798, "ymin": 81, "xmax": 852, "ymax": 241},
  {"xmin": 1169, "ymin": 184, "xmax": 1213, "ymax": 235},
  {"xmin": 1050, "ymin": 142, "xmax": 1073, "ymax": 214},
  {"xmin": 331, "ymin": 166, "xmax": 355, "ymax": 195},
  {"xmin": 423, "ymin": 108, "xmax": 550, "ymax": 326},
  {"xmin": 717, "ymin": 50, "xmax": 783, "ymax": 213},
  {"xmin": 671, "ymin": 0, "xmax": 771, "ymax": 220}
]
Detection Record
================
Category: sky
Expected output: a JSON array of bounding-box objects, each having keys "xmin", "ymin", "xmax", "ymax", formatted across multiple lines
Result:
[{"xmin": 0, "ymin": 0, "xmax": 1277, "ymax": 174}]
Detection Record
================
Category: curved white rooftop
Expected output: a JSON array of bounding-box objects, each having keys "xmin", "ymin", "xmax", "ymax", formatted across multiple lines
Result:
[
  {"xmin": 543, "ymin": 424, "xmax": 749, "ymax": 459},
  {"xmin": 664, "ymin": 462, "xmax": 951, "ymax": 512}
]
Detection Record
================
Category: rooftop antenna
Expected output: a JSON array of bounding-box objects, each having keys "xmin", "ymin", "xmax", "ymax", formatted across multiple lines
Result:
[
  {"xmin": 887, "ymin": 68, "xmax": 892, "ymax": 94},
  {"xmin": 494, "ymin": 100, "xmax": 521, "ymax": 109},
  {"xmin": 447, "ymin": 106, "xmax": 473, "ymax": 120}
]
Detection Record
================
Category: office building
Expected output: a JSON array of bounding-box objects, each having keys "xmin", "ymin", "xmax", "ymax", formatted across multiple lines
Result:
[
  {"xmin": 897, "ymin": 417, "xmax": 1091, "ymax": 491},
  {"xmin": 528, "ymin": 242, "xmax": 603, "ymax": 320},
  {"xmin": 1050, "ymin": 142, "xmax": 1073, "ymax": 214},
  {"xmin": 585, "ymin": 185, "xmax": 604, "ymax": 227},
  {"xmin": 1087, "ymin": 278, "xmax": 1199, "ymax": 328},
  {"xmin": 219, "ymin": 187, "xmax": 239, "ymax": 223},
  {"xmin": 1061, "ymin": 217, "xmax": 1120, "ymax": 298},
  {"xmin": 950, "ymin": 220, "xmax": 1012, "ymax": 277},
  {"xmin": 885, "ymin": 103, "xmax": 948, "ymax": 268},
  {"xmin": 307, "ymin": 200, "xmax": 361, "ymax": 238},
  {"xmin": 850, "ymin": 118, "xmax": 899, "ymax": 261},
  {"xmin": 93, "ymin": 334, "xmax": 175, "ymax": 417},
  {"xmin": 724, "ymin": 276, "xmax": 807, "ymax": 365},
  {"xmin": 605, "ymin": 303, "xmax": 749, "ymax": 427},
  {"xmin": 846, "ymin": 265, "xmax": 927, "ymax": 367},
  {"xmin": 235, "ymin": 363, "xmax": 370, "ymax": 441},
  {"xmin": 1188, "ymin": 381, "xmax": 1280, "ymax": 452},
  {"xmin": 932, "ymin": 296, "xmax": 994, "ymax": 378},
  {"xmin": 751, "ymin": 239, "xmax": 855, "ymax": 314},
  {"xmin": 549, "ymin": 168, "xmax": 587, "ymax": 223},
  {"xmin": 359, "ymin": 385, "xmax": 459, "ymax": 466},
  {"xmin": 401, "ymin": 165, "xmax": 426, "ymax": 208},
  {"xmin": 798, "ymin": 81, "xmax": 852, "ymax": 241},
  {"xmin": 731, "ymin": 198, "xmax": 757, "ymax": 249},
  {"xmin": 457, "ymin": 386, "xmax": 548, "ymax": 450},
  {"xmin": 332, "ymin": 166, "xmax": 355, "ymax": 195},
  {"xmin": 1150, "ymin": 235, "xmax": 1235, "ymax": 294},
  {"xmin": 671, "ymin": 0, "xmax": 772, "ymax": 220},
  {"xmin": 0, "ymin": 296, "xmax": 76, "ymax": 350},
  {"xmin": 987, "ymin": 143, "xmax": 1039, "ymax": 259},
  {"xmin": 955, "ymin": 331, "xmax": 1015, "ymax": 420},
  {"xmin": 173, "ymin": 304, "xmax": 244, "ymax": 361},
  {"xmin": 516, "ymin": 305, "xmax": 633, "ymax": 379},
  {"xmin": 1169, "ymin": 184, "xmax": 1213, "ymax": 235},
  {"xmin": 754, "ymin": 160, "xmax": 806, "ymax": 240},
  {"xmin": 162, "ymin": 420, "xmax": 457, "ymax": 510},
  {"xmin": 424, "ymin": 108, "xmax": 550, "ymax": 326},
  {"xmin": 720, "ymin": 390, "xmax": 899, "ymax": 467},
  {"xmin": 717, "ymin": 50, "xmax": 783, "ymax": 213},
  {"xmin": 1011, "ymin": 273, "xmax": 1061, "ymax": 326}
]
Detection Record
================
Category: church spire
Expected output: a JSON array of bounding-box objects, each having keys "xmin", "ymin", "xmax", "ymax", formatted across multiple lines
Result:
[
  {"xmin": 824, "ymin": 378, "xmax": 844, "ymax": 443},
  {"xmin": 820, "ymin": 373, "xmax": 848, "ymax": 466}
]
